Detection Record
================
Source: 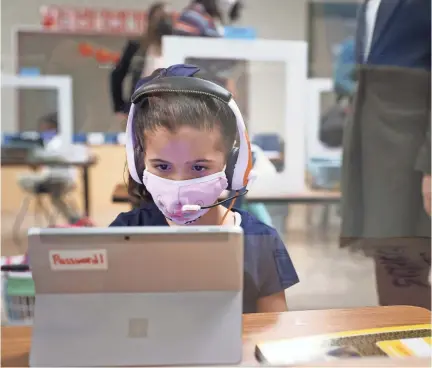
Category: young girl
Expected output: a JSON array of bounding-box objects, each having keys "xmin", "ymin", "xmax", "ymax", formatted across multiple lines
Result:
[{"xmin": 110, "ymin": 64, "xmax": 299, "ymax": 313}]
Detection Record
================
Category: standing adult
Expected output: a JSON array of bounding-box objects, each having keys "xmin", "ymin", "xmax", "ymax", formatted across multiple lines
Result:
[
  {"xmin": 341, "ymin": 0, "xmax": 431, "ymax": 308},
  {"xmin": 110, "ymin": 2, "xmax": 173, "ymax": 122}
]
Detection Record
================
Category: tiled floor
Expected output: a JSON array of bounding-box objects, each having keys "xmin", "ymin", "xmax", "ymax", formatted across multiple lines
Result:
[{"xmin": 1, "ymin": 203, "xmax": 378, "ymax": 311}]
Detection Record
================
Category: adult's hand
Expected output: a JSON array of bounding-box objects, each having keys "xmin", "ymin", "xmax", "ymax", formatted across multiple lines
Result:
[{"xmin": 422, "ymin": 174, "xmax": 431, "ymax": 216}]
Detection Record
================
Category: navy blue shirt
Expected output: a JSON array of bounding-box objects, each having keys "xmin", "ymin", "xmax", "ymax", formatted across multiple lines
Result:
[{"xmin": 110, "ymin": 203, "xmax": 299, "ymax": 313}]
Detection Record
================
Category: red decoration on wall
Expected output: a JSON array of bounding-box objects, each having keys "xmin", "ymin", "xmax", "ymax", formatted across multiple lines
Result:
[
  {"xmin": 42, "ymin": 14, "xmax": 55, "ymax": 28},
  {"xmin": 39, "ymin": 5, "xmax": 178, "ymax": 35},
  {"xmin": 40, "ymin": 6, "xmax": 56, "ymax": 29},
  {"xmin": 94, "ymin": 49, "xmax": 111, "ymax": 64},
  {"xmin": 74, "ymin": 8, "xmax": 97, "ymax": 32},
  {"xmin": 78, "ymin": 43, "xmax": 94, "ymax": 57},
  {"xmin": 76, "ymin": 42, "xmax": 121, "ymax": 65},
  {"xmin": 99, "ymin": 10, "xmax": 127, "ymax": 34},
  {"xmin": 111, "ymin": 52, "xmax": 121, "ymax": 64}
]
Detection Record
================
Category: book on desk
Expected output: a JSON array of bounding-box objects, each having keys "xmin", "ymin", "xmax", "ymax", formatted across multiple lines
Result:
[{"xmin": 255, "ymin": 324, "xmax": 432, "ymax": 365}]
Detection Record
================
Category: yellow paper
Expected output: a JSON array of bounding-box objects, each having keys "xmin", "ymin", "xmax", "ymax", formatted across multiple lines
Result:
[
  {"xmin": 377, "ymin": 338, "xmax": 432, "ymax": 358},
  {"xmin": 256, "ymin": 324, "xmax": 432, "ymax": 365}
]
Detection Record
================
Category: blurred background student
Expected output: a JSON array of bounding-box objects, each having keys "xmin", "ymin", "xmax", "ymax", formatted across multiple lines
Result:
[
  {"xmin": 17, "ymin": 113, "xmax": 83, "ymax": 225},
  {"xmin": 173, "ymin": 0, "xmax": 242, "ymax": 36},
  {"xmin": 110, "ymin": 2, "xmax": 173, "ymax": 123},
  {"xmin": 173, "ymin": 0, "xmax": 223, "ymax": 37}
]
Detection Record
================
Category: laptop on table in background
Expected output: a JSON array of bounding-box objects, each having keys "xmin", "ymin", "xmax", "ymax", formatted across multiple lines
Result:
[{"xmin": 28, "ymin": 226, "xmax": 244, "ymax": 367}]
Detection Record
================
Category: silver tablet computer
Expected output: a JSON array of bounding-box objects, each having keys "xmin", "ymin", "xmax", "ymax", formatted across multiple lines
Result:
[{"xmin": 28, "ymin": 226, "xmax": 243, "ymax": 367}]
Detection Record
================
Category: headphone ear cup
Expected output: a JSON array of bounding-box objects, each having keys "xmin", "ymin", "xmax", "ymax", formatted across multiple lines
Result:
[{"xmin": 225, "ymin": 147, "xmax": 239, "ymax": 191}]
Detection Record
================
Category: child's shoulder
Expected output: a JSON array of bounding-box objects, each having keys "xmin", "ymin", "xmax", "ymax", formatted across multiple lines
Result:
[
  {"xmin": 234, "ymin": 208, "xmax": 299, "ymax": 300},
  {"xmin": 234, "ymin": 208, "xmax": 287, "ymax": 253},
  {"xmin": 110, "ymin": 203, "xmax": 166, "ymax": 227},
  {"xmin": 234, "ymin": 208, "xmax": 280, "ymax": 238}
]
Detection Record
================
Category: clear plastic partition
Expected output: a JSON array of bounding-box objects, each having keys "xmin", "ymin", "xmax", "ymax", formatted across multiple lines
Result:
[
  {"xmin": 15, "ymin": 31, "xmax": 129, "ymax": 135},
  {"xmin": 164, "ymin": 36, "xmax": 308, "ymax": 194},
  {"xmin": 1, "ymin": 75, "xmax": 73, "ymax": 145}
]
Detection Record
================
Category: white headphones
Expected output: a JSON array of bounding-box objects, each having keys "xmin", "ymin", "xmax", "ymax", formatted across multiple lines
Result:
[{"xmin": 125, "ymin": 74, "xmax": 254, "ymax": 191}]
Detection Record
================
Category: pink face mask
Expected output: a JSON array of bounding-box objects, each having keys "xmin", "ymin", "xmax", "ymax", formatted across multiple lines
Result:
[{"xmin": 143, "ymin": 170, "xmax": 228, "ymax": 225}]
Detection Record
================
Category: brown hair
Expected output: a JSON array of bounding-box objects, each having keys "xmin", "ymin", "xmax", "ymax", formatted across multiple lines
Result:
[
  {"xmin": 194, "ymin": 0, "xmax": 222, "ymax": 20},
  {"xmin": 127, "ymin": 70, "xmax": 237, "ymax": 205},
  {"xmin": 139, "ymin": 2, "xmax": 169, "ymax": 52}
]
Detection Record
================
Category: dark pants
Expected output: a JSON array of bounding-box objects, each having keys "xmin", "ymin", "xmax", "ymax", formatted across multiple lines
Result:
[{"xmin": 372, "ymin": 238, "xmax": 431, "ymax": 310}]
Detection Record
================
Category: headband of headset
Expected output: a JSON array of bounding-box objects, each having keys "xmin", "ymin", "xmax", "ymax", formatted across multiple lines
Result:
[{"xmin": 125, "ymin": 64, "xmax": 253, "ymax": 191}]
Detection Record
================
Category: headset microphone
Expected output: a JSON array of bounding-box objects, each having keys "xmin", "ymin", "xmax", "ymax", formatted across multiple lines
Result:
[{"xmin": 181, "ymin": 190, "xmax": 248, "ymax": 212}]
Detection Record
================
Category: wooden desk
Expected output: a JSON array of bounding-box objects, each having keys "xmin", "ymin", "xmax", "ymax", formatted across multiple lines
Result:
[
  {"xmin": 111, "ymin": 183, "xmax": 340, "ymax": 205},
  {"xmin": 2, "ymin": 306, "xmax": 429, "ymax": 367},
  {"xmin": 1, "ymin": 156, "xmax": 98, "ymax": 217}
]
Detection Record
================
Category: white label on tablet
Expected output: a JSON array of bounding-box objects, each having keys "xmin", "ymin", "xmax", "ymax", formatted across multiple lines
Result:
[{"xmin": 49, "ymin": 250, "xmax": 108, "ymax": 270}]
